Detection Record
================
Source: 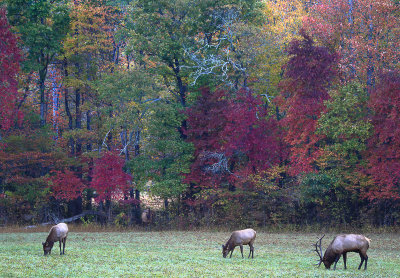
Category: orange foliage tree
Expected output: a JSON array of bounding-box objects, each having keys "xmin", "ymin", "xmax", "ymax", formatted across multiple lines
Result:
[{"xmin": 303, "ymin": 0, "xmax": 400, "ymax": 87}]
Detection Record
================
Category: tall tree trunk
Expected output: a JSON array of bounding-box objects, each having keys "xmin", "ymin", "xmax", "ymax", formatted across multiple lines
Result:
[
  {"xmin": 171, "ymin": 59, "xmax": 186, "ymax": 107},
  {"xmin": 347, "ymin": 0, "xmax": 356, "ymax": 80},
  {"xmin": 130, "ymin": 189, "xmax": 141, "ymax": 225},
  {"xmin": 164, "ymin": 198, "xmax": 170, "ymax": 226},
  {"xmin": 366, "ymin": 4, "xmax": 375, "ymax": 90},
  {"xmin": 130, "ymin": 128, "xmax": 142, "ymax": 225},
  {"xmin": 51, "ymin": 67, "xmax": 59, "ymax": 141},
  {"xmin": 87, "ymin": 110, "xmax": 92, "ymax": 151},
  {"xmin": 75, "ymin": 89, "xmax": 82, "ymax": 154},
  {"xmin": 134, "ymin": 129, "xmax": 141, "ymax": 156},
  {"xmin": 64, "ymin": 61, "xmax": 74, "ymax": 154},
  {"xmin": 39, "ymin": 69, "xmax": 47, "ymax": 127},
  {"xmin": 105, "ymin": 199, "xmax": 112, "ymax": 224}
]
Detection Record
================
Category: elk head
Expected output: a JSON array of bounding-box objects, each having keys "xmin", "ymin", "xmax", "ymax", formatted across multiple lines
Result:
[
  {"xmin": 42, "ymin": 241, "xmax": 53, "ymax": 255},
  {"xmin": 222, "ymin": 244, "xmax": 229, "ymax": 258}
]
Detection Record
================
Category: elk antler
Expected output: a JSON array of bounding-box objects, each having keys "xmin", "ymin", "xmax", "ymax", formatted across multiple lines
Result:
[{"xmin": 314, "ymin": 234, "xmax": 325, "ymax": 267}]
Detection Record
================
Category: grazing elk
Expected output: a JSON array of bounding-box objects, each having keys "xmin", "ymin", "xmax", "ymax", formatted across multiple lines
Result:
[
  {"xmin": 141, "ymin": 208, "xmax": 153, "ymax": 230},
  {"xmin": 42, "ymin": 223, "xmax": 68, "ymax": 256},
  {"xmin": 314, "ymin": 234, "xmax": 371, "ymax": 270},
  {"xmin": 222, "ymin": 228, "xmax": 256, "ymax": 258}
]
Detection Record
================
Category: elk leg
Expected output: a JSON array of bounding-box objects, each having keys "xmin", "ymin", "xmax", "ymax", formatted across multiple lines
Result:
[
  {"xmin": 59, "ymin": 240, "xmax": 62, "ymax": 255},
  {"xmin": 333, "ymin": 254, "xmax": 341, "ymax": 270},
  {"xmin": 248, "ymin": 243, "xmax": 254, "ymax": 259},
  {"xmin": 358, "ymin": 253, "xmax": 365, "ymax": 270},
  {"xmin": 364, "ymin": 255, "xmax": 368, "ymax": 270},
  {"xmin": 63, "ymin": 238, "xmax": 66, "ymax": 255},
  {"xmin": 343, "ymin": 252, "xmax": 347, "ymax": 270},
  {"xmin": 230, "ymin": 246, "xmax": 236, "ymax": 258},
  {"xmin": 240, "ymin": 245, "xmax": 244, "ymax": 258}
]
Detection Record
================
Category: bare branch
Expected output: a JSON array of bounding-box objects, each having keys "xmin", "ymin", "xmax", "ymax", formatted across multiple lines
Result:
[
  {"xmin": 201, "ymin": 151, "xmax": 231, "ymax": 175},
  {"xmin": 100, "ymin": 128, "xmax": 113, "ymax": 153}
]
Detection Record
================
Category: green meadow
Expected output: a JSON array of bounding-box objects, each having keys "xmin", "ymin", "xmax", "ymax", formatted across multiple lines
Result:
[{"xmin": 0, "ymin": 231, "xmax": 399, "ymax": 277}]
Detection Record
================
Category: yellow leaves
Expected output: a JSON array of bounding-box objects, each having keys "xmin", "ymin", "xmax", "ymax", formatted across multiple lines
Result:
[
  {"xmin": 263, "ymin": 0, "xmax": 305, "ymax": 45},
  {"xmin": 250, "ymin": 165, "xmax": 288, "ymax": 193},
  {"xmin": 315, "ymin": 150, "xmax": 343, "ymax": 171},
  {"xmin": 251, "ymin": 0, "xmax": 307, "ymax": 96},
  {"xmin": 64, "ymin": 0, "xmax": 119, "ymax": 57}
]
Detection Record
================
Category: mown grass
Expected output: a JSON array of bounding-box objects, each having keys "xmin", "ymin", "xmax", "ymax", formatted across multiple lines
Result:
[{"xmin": 0, "ymin": 230, "xmax": 399, "ymax": 277}]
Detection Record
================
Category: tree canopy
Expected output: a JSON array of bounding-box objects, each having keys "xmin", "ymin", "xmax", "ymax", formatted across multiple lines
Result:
[{"xmin": 1, "ymin": 0, "xmax": 400, "ymax": 227}]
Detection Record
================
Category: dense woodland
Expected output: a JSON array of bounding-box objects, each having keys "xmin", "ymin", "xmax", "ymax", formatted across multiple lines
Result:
[{"xmin": 1, "ymin": 0, "xmax": 400, "ymax": 228}]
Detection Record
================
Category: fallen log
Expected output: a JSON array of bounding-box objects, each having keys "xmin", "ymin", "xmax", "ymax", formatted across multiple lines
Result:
[{"xmin": 24, "ymin": 210, "xmax": 106, "ymax": 229}]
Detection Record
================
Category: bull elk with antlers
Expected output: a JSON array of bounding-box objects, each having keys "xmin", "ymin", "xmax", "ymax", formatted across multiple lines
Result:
[{"xmin": 314, "ymin": 234, "xmax": 371, "ymax": 270}]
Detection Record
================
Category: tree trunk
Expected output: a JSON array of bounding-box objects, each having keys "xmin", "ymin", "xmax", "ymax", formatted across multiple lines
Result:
[
  {"xmin": 39, "ymin": 71, "xmax": 47, "ymax": 127},
  {"xmin": 64, "ymin": 61, "xmax": 74, "ymax": 154},
  {"xmin": 366, "ymin": 4, "xmax": 375, "ymax": 90},
  {"xmin": 347, "ymin": 0, "xmax": 356, "ymax": 80},
  {"xmin": 87, "ymin": 110, "xmax": 92, "ymax": 151},
  {"xmin": 67, "ymin": 197, "xmax": 83, "ymax": 219},
  {"xmin": 164, "ymin": 198, "xmax": 170, "ymax": 226},
  {"xmin": 75, "ymin": 89, "xmax": 82, "ymax": 154}
]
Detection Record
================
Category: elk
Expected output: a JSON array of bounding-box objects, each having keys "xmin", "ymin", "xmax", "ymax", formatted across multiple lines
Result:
[
  {"xmin": 141, "ymin": 208, "xmax": 153, "ymax": 229},
  {"xmin": 42, "ymin": 223, "xmax": 68, "ymax": 256},
  {"xmin": 222, "ymin": 228, "xmax": 256, "ymax": 258},
  {"xmin": 314, "ymin": 234, "xmax": 371, "ymax": 270}
]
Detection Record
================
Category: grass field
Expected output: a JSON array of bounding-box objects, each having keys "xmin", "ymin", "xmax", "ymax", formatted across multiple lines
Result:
[{"xmin": 0, "ymin": 230, "xmax": 399, "ymax": 277}]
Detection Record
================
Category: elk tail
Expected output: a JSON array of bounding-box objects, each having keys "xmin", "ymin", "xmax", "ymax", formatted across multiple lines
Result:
[{"xmin": 365, "ymin": 237, "xmax": 371, "ymax": 244}]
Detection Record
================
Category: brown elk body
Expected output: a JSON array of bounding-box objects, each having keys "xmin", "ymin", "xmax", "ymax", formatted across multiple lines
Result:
[
  {"xmin": 315, "ymin": 234, "xmax": 371, "ymax": 270},
  {"xmin": 222, "ymin": 228, "xmax": 256, "ymax": 258},
  {"xmin": 42, "ymin": 223, "xmax": 68, "ymax": 256},
  {"xmin": 141, "ymin": 208, "xmax": 153, "ymax": 229}
]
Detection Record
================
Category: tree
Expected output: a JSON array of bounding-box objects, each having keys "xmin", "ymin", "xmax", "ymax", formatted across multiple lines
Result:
[
  {"xmin": 275, "ymin": 30, "xmax": 337, "ymax": 175},
  {"xmin": 365, "ymin": 72, "xmax": 400, "ymax": 203},
  {"xmin": 48, "ymin": 169, "xmax": 85, "ymax": 201},
  {"xmin": 220, "ymin": 88, "xmax": 283, "ymax": 181},
  {"xmin": 128, "ymin": 101, "xmax": 193, "ymax": 201},
  {"xmin": 0, "ymin": 7, "xmax": 22, "ymax": 132},
  {"xmin": 90, "ymin": 151, "xmax": 131, "ymax": 222},
  {"xmin": 125, "ymin": 0, "xmax": 263, "ymax": 212},
  {"xmin": 6, "ymin": 0, "xmax": 70, "ymax": 126},
  {"xmin": 184, "ymin": 2, "xmax": 265, "ymax": 91},
  {"xmin": 257, "ymin": 0, "xmax": 306, "ymax": 96},
  {"xmin": 318, "ymin": 83, "xmax": 371, "ymax": 168},
  {"xmin": 185, "ymin": 87, "xmax": 285, "ymax": 215},
  {"xmin": 184, "ymin": 88, "xmax": 230, "ymax": 192},
  {"xmin": 303, "ymin": 0, "xmax": 400, "ymax": 88},
  {"xmin": 127, "ymin": 0, "xmax": 263, "ymax": 105},
  {"xmin": 0, "ymin": 124, "xmax": 67, "ymax": 223},
  {"xmin": 62, "ymin": 0, "xmax": 122, "ymax": 156},
  {"xmin": 96, "ymin": 69, "xmax": 161, "ymax": 223},
  {"xmin": 96, "ymin": 70, "xmax": 160, "ymax": 160},
  {"xmin": 301, "ymin": 83, "xmax": 372, "ymax": 224},
  {"xmin": 56, "ymin": 0, "xmax": 124, "ymax": 217}
]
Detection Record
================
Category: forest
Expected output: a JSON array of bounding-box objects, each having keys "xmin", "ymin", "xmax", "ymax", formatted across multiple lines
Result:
[{"xmin": 1, "ymin": 0, "xmax": 400, "ymax": 228}]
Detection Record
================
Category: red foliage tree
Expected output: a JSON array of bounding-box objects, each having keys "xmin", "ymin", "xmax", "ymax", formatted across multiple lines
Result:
[
  {"xmin": 365, "ymin": 71, "xmax": 400, "ymax": 201},
  {"xmin": 220, "ymin": 89, "xmax": 284, "ymax": 179},
  {"xmin": 0, "ymin": 8, "xmax": 22, "ymax": 130},
  {"xmin": 90, "ymin": 151, "xmax": 131, "ymax": 202},
  {"xmin": 185, "ymin": 88, "xmax": 229, "ymax": 189},
  {"xmin": 303, "ymin": 0, "xmax": 400, "ymax": 87},
  {"xmin": 49, "ymin": 170, "xmax": 85, "ymax": 201},
  {"xmin": 185, "ymin": 87, "xmax": 284, "ymax": 195},
  {"xmin": 275, "ymin": 30, "xmax": 337, "ymax": 175}
]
